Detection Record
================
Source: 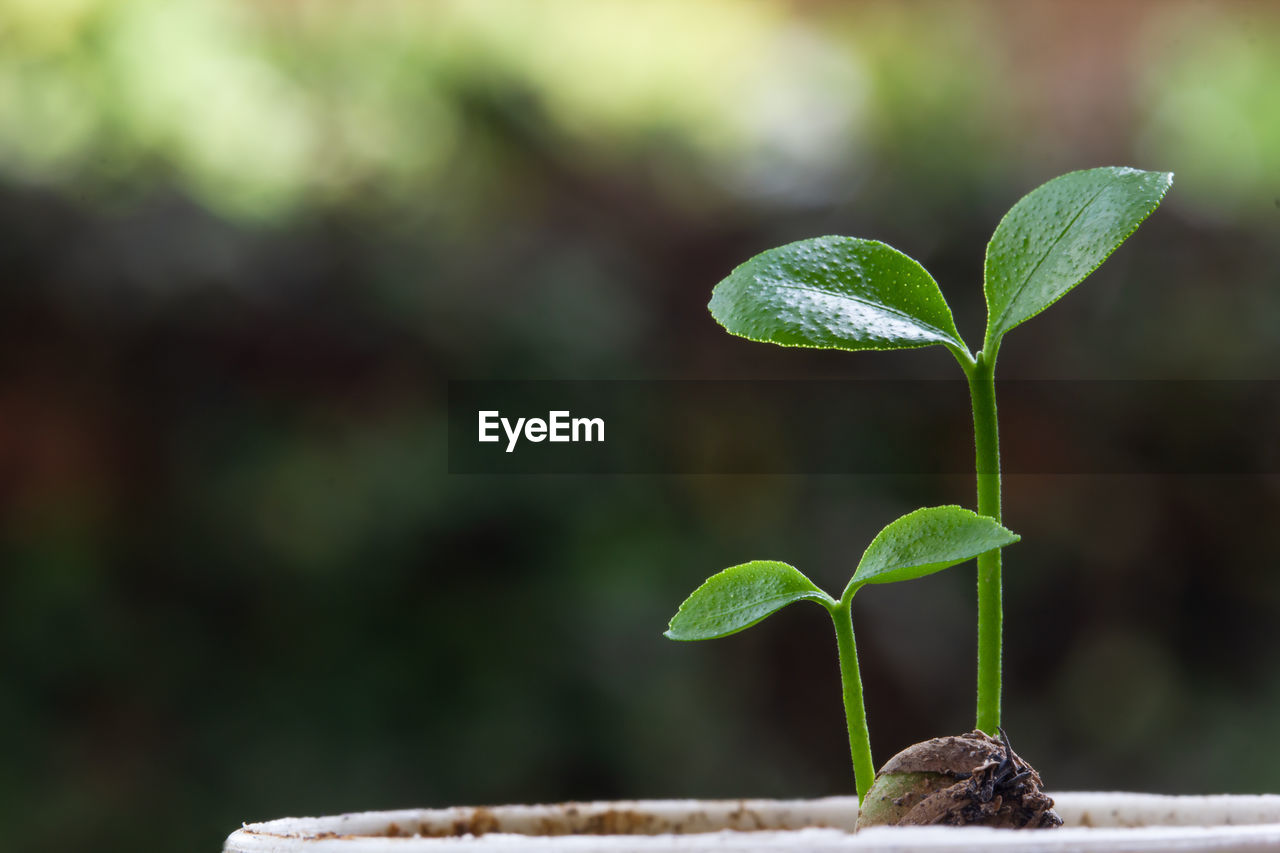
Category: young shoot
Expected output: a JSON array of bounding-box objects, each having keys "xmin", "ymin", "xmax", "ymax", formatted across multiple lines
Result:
[
  {"xmin": 706, "ymin": 167, "xmax": 1172, "ymax": 734},
  {"xmin": 665, "ymin": 506, "xmax": 1019, "ymax": 803}
]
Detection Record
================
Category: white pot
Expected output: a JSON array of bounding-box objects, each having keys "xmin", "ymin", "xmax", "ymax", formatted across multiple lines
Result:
[{"xmin": 224, "ymin": 792, "xmax": 1280, "ymax": 851}]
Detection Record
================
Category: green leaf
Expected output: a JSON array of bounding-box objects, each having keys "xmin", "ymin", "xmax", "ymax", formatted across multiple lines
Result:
[
  {"xmin": 665, "ymin": 560, "xmax": 834, "ymax": 641},
  {"xmin": 849, "ymin": 506, "xmax": 1018, "ymax": 590},
  {"xmin": 709, "ymin": 236, "xmax": 968, "ymax": 357},
  {"xmin": 984, "ymin": 166, "xmax": 1173, "ymax": 348}
]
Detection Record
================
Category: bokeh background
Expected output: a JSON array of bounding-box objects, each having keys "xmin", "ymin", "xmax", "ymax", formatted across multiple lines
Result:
[{"xmin": 3, "ymin": 1, "xmax": 1280, "ymax": 850}]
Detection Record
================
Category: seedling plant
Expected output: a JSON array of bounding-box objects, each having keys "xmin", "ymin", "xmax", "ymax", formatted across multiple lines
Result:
[
  {"xmin": 666, "ymin": 506, "xmax": 1018, "ymax": 802},
  {"xmin": 667, "ymin": 167, "xmax": 1172, "ymax": 810}
]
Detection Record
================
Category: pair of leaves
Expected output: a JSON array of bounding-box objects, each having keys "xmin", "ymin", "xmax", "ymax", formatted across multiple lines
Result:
[
  {"xmin": 708, "ymin": 167, "xmax": 1173, "ymax": 360},
  {"xmin": 665, "ymin": 506, "xmax": 1017, "ymax": 641}
]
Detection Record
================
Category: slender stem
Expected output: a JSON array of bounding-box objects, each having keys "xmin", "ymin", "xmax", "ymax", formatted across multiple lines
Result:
[
  {"xmin": 829, "ymin": 598, "xmax": 875, "ymax": 803},
  {"xmin": 967, "ymin": 350, "xmax": 1003, "ymax": 735}
]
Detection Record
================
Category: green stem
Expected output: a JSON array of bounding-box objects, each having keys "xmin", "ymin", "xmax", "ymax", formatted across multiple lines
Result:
[
  {"xmin": 967, "ymin": 350, "xmax": 1003, "ymax": 735},
  {"xmin": 829, "ymin": 598, "xmax": 875, "ymax": 802}
]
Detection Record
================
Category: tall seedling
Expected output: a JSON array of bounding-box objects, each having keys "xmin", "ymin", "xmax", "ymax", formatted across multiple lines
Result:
[{"xmin": 707, "ymin": 167, "xmax": 1172, "ymax": 734}]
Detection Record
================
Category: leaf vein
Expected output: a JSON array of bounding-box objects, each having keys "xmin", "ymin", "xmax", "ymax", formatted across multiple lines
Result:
[
  {"xmin": 683, "ymin": 592, "xmax": 822, "ymax": 622},
  {"xmin": 763, "ymin": 280, "xmax": 956, "ymax": 344},
  {"xmin": 991, "ymin": 183, "xmax": 1109, "ymax": 334}
]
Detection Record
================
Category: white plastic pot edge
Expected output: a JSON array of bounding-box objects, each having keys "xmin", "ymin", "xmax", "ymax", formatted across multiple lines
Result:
[{"xmin": 224, "ymin": 792, "xmax": 1280, "ymax": 852}]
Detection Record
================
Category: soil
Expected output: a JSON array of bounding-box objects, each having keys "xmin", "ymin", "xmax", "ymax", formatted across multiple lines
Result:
[
  {"xmin": 262, "ymin": 804, "xmax": 787, "ymax": 839},
  {"xmin": 856, "ymin": 729, "xmax": 1062, "ymax": 830}
]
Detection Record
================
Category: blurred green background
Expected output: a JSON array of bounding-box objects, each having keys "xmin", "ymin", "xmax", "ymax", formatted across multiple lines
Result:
[{"xmin": 2, "ymin": 1, "xmax": 1280, "ymax": 850}]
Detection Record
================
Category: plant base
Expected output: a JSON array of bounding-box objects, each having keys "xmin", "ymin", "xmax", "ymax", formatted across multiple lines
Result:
[{"xmin": 856, "ymin": 729, "xmax": 1060, "ymax": 829}]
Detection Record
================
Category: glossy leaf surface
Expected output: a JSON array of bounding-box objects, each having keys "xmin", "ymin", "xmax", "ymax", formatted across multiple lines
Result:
[
  {"xmin": 984, "ymin": 167, "xmax": 1172, "ymax": 347},
  {"xmin": 665, "ymin": 560, "xmax": 833, "ymax": 641},
  {"xmin": 849, "ymin": 506, "xmax": 1018, "ymax": 589},
  {"xmin": 709, "ymin": 236, "xmax": 967, "ymax": 356}
]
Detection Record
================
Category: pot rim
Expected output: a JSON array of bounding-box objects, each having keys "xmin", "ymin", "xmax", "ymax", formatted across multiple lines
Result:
[{"xmin": 224, "ymin": 792, "xmax": 1280, "ymax": 852}]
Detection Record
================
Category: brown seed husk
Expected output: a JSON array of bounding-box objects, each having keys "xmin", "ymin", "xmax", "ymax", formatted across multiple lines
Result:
[{"xmin": 856, "ymin": 730, "xmax": 1062, "ymax": 830}]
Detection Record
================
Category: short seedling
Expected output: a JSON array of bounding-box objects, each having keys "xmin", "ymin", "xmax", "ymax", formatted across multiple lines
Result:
[
  {"xmin": 703, "ymin": 167, "xmax": 1171, "ymax": 735},
  {"xmin": 666, "ymin": 505, "xmax": 1019, "ymax": 803}
]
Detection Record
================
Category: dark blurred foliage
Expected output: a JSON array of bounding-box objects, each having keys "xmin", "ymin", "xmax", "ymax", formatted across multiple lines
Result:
[{"xmin": 2, "ymin": 1, "xmax": 1280, "ymax": 851}]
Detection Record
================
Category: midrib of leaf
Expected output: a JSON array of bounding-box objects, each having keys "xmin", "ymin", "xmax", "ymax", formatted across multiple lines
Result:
[
  {"xmin": 863, "ymin": 557, "xmax": 932, "ymax": 578},
  {"xmin": 765, "ymin": 280, "xmax": 957, "ymax": 343},
  {"xmin": 989, "ymin": 183, "xmax": 1109, "ymax": 339},
  {"xmin": 681, "ymin": 591, "xmax": 826, "ymax": 622},
  {"xmin": 855, "ymin": 549, "xmax": 961, "ymax": 584}
]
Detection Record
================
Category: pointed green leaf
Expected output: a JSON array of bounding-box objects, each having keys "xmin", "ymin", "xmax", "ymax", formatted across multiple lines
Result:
[
  {"xmin": 984, "ymin": 167, "xmax": 1173, "ymax": 348},
  {"xmin": 849, "ymin": 506, "xmax": 1018, "ymax": 589},
  {"xmin": 709, "ymin": 236, "xmax": 968, "ymax": 357},
  {"xmin": 665, "ymin": 560, "xmax": 834, "ymax": 641}
]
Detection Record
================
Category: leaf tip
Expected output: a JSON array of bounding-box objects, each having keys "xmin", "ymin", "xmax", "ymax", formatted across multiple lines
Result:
[
  {"xmin": 663, "ymin": 619, "xmax": 699, "ymax": 642},
  {"xmin": 1153, "ymin": 169, "xmax": 1174, "ymax": 196}
]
